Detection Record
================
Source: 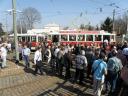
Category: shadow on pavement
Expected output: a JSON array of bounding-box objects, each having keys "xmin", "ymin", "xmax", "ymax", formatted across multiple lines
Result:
[
  {"xmin": 38, "ymin": 80, "xmax": 93, "ymax": 96},
  {"xmin": 23, "ymin": 68, "xmax": 35, "ymax": 75}
]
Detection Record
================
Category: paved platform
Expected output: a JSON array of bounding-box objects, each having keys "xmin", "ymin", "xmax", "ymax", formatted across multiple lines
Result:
[
  {"xmin": 0, "ymin": 59, "xmax": 107, "ymax": 96},
  {"xmin": 0, "ymin": 61, "xmax": 63, "ymax": 96}
]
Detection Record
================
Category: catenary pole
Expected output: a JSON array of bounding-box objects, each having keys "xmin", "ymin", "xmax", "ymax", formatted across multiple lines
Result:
[
  {"xmin": 113, "ymin": 9, "xmax": 115, "ymax": 33},
  {"xmin": 127, "ymin": 10, "xmax": 128, "ymax": 34},
  {"xmin": 12, "ymin": 0, "xmax": 19, "ymax": 61}
]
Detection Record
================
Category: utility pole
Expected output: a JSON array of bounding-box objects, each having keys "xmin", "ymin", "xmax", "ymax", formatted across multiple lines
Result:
[
  {"xmin": 12, "ymin": 0, "xmax": 19, "ymax": 61},
  {"xmin": 5, "ymin": 13, "xmax": 8, "ymax": 33},
  {"xmin": 127, "ymin": 10, "xmax": 128, "ymax": 34},
  {"xmin": 113, "ymin": 9, "xmax": 115, "ymax": 33},
  {"xmin": 20, "ymin": 19, "xmax": 22, "ymax": 34}
]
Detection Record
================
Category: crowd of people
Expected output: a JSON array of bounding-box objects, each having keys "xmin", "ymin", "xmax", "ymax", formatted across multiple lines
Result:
[{"xmin": 0, "ymin": 40, "xmax": 128, "ymax": 96}]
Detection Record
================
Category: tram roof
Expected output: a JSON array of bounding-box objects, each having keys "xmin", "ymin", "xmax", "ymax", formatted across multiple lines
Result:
[
  {"xmin": 9, "ymin": 30, "xmax": 115, "ymax": 36},
  {"xmin": 58, "ymin": 30, "xmax": 115, "ymax": 35},
  {"xmin": 9, "ymin": 33, "xmax": 46, "ymax": 36}
]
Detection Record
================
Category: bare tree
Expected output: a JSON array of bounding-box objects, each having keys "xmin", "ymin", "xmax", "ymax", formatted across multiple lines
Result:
[
  {"xmin": 0, "ymin": 23, "xmax": 5, "ymax": 36},
  {"xmin": 79, "ymin": 24, "xmax": 85, "ymax": 30},
  {"xmin": 16, "ymin": 20, "xmax": 27, "ymax": 33},
  {"xmin": 114, "ymin": 13, "xmax": 127, "ymax": 35},
  {"xmin": 115, "ymin": 18, "xmax": 126, "ymax": 35},
  {"xmin": 20, "ymin": 7, "xmax": 41, "ymax": 30}
]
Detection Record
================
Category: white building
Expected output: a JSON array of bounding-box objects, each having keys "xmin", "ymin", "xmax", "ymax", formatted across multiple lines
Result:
[{"xmin": 27, "ymin": 23, "xmax": 60, "ymax": 34}]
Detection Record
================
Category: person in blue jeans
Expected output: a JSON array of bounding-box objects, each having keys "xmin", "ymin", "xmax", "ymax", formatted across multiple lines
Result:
[
  {"xmin": 22, "ymin": 45, "xmax": 30, "ymax": 68},
  {"xmin": 92, "ymin": 52, "xmax": 107, "ymax": 96}
]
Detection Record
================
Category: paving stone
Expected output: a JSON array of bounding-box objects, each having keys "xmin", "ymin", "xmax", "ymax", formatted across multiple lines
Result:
[
  {"xmin": 84, "ymin": 88, "xmax": 94, "ymax": 95},
  {"xmin": 0, "ymin": 60, "xmax": 99, "ymax": 96}
]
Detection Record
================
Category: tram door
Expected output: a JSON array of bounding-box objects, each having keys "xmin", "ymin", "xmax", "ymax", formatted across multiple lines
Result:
[{"xmin": 52, "ymin": 35, "xmax": 59, "ymax": 43}]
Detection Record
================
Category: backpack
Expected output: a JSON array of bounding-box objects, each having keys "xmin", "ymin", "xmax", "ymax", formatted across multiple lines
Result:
[
  {"xmin": 76, "ymin": 55, "xmax": 84, "ymax": 69},
  {"xmin": 110, "ymin": 57, "xmax": 120, "ymax": 73}
]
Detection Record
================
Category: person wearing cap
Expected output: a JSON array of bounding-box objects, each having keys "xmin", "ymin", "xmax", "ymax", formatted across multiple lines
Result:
[
  {"xmin": 107, "ymin": 49, "xmax": 123, "ymax": 94},
  {"xmin": 107, "ymin": 45, "xmax": 117, "ymax": 62},
  {"xmin": 103, "ymin": 38, "xmax": 109, "ymax": 49},
  {"xmin": 74, "ymin": 50, "xmax": 88, "ymax": 84},
  {"xmin": 0, "ymin": 44, "xmax": 7, "ymax": 68}
]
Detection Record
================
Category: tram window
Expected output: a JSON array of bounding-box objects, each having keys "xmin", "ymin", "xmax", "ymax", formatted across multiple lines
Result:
[
  {"xmin": 52, "ymin": 35, "xmax": 59, "ymax": 42},
  {"xmin": 22, "ymin": 37, "xmax": 25, "ymax": 42},
  {"xmin": 110, "ymin": 35, "xmax": 114, "ymax": 42},
  {"xmin": 31, "ymin": 36, "xmax": 36, "ymax": 42},
  {"xmin": 28, "ymin": 37, "xmax": 30, "ymax": 42},
  {"xmin": 38, "ymin": 37, "xmax": 44, "ymax": 42},
  {"xmin": 86, "ymin": 35, "xmax": 93, "ymax": 41},
  {"xmin": 61, "ymin": 35, "xmax": 68, "ymax": 41},
  {"xmin": 78, "ymin": 35, "xmax": 85, "ymax": 41},
  {"xmin": 103, "ymin": 35, "xmax": 110, "ymax": 41},
  {"xmin": 18, "ymin": 36, "xmax": 22, "ymax": 42},
  {"xmin": 95, "ymin": 35, "xmax": 101, "ymax": 41},
  {"xmin": 26, "ymin": 36, "xmax": 30, "ymax": 42},
  {"xmin": 38, "ymin": 37, "xmax": 42, "ymax": 42},
  {"xmin": 69, "ymin": 35, "xmax": 76, "ymax": 41}
]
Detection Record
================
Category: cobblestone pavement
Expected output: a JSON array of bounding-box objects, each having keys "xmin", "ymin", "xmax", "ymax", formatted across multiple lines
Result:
[
  {"xmin": 0, "ymin": 60, "xmax": 108, "ymax": 96},
  {"xmin": 0, "ymin": 53, "xmax": 108, "ymax": 96},
  {"xmin": 0, "ymin": 60, "xmax": 64, "ymax": 96}
]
